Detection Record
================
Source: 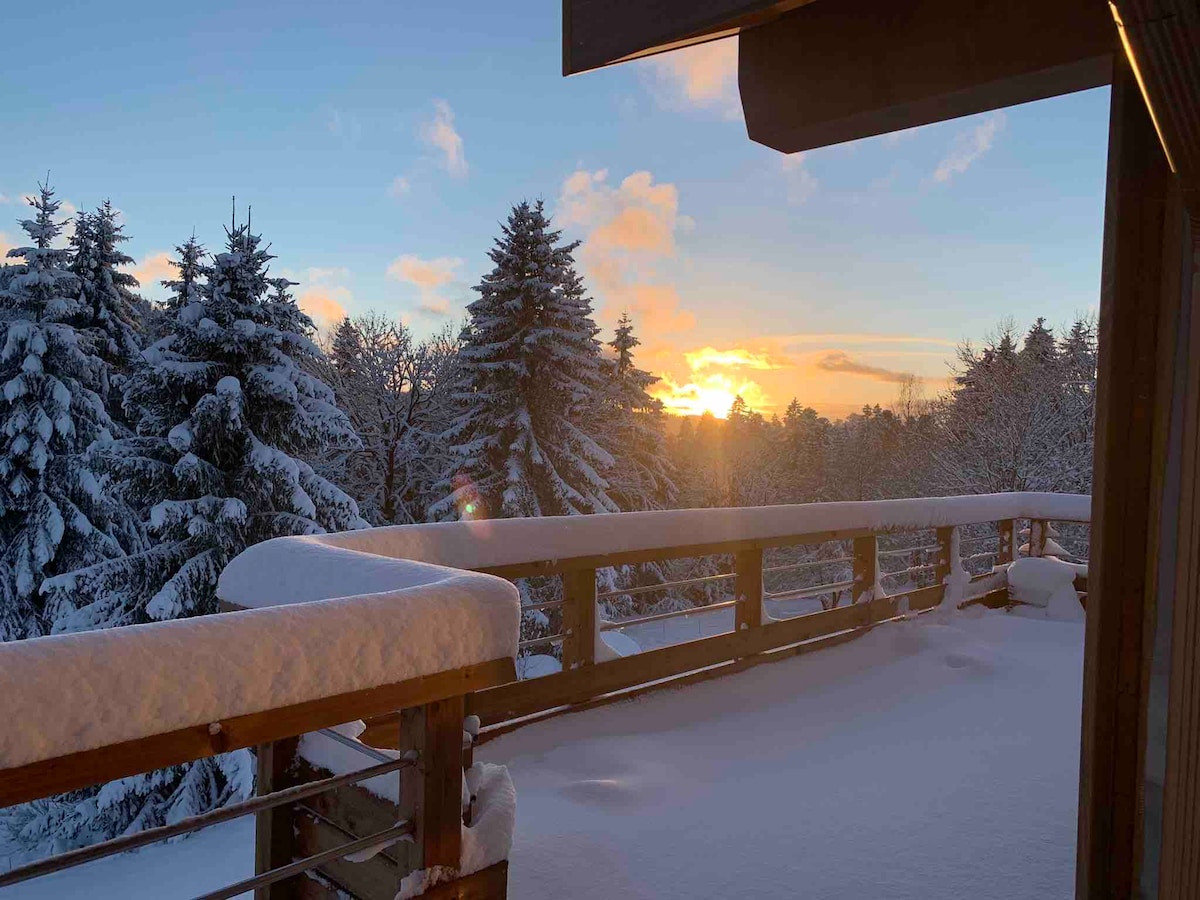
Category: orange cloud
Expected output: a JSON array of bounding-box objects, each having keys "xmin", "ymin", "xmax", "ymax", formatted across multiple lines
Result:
[
  {"xmin": 298, "ymin": 287, "xmax": 349, "ymax": 330},
  {"xmin": 685, "ymin": 346, "xmax": 784, "ymax": 372},
  {"xmin": 386, "ymin": 254, "xmax": 463, "ymax": 315},
  {"xmin": 132, "ymin": 251, "xmax": 174, "ymax": 293},
  {"xmin": 420, "ymin": 100, "xmax": 467, "ymax": 177},
  {"xmin": 643, "ymin": 38, "xmax": 740, "ymax": 118},
  {"xmin": 558, "ymin": 168, "xmax": 695, "ymax": 340}
]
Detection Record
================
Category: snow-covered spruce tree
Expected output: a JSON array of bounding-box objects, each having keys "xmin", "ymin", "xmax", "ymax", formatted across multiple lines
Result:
[
  {"xmin": 602, "ymin": 312, "xmax": 676, "ymax": 512},
  {"xmin": 0, "ymin": 183, "xmax": 130, "ymax": 641},
  {"xmin": 432, "ymin": 200, "xmax": 616, "ymax": 521},
  {"xmin": 16, "ymin": 221, "xmax": 366, "ymax": 853},
  {"xmin": 44, "ymin": 220, "xmax": 367, "ymax": 629}
]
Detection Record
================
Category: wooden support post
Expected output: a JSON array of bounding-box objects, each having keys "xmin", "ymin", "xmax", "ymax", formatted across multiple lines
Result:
[
  {"xmin": 935, "ymin": 527, "xmax": 955, "ymax": 608},
  {"xmin": 852, "ymin": 536, "xmax": 877, "ymax": 608},
  {"xmin": 255, "ymin": 737, "xmax": 299, "ymax": 900},
  {"xmin": 561, "ymin": 568, "xmax": 597, "ymax": 670},
  {"xmin": 399, "ymin": 696, "xmax": 467, "ymax": 881},
  {"xmin": 734, "ymin": 549, "xmax": 764, "ymax": 631},
  {"xmin": 996, "ymin": 519, "xmax": 1016, "ymax": 566},
  {"xmin": 1029, "ymin": 519, "xmax": 1048, "ymax": 558},
  {"xmin": 1078, "ymin": 47, "xmax": 1185, "ymax": 898}
]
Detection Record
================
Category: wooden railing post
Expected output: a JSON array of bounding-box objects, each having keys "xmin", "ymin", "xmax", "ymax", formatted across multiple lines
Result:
[
  {"xmin": 1029, "ymin": 519, "xmax": 1048, "ymax": 558},
  {"xmin": 935, "ymin": 526, "xmax": 955, "ymax": 607},
  {"xmin": 852, "ymin": 536, "xmax": 877, "ymax": 605},
  {"xmin": 254, "ymin": 737, "xmax": 298, "ymax": 900},
  {"xmin": 735, "ymin": 549, "xmax": 764, "ymax": 631},
  {"xmin": 996, "ymin": 519, "xmax": 1016, "ymax": 566},
  {"xmin": 561, "ymin": 568, "xmax": 597, "ymax": 670},
  {"xmin": 399, "ymin": 696, "xmax": 466, "ymax": 882}
]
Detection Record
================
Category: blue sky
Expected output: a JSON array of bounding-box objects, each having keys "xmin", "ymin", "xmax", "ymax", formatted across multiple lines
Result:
[{"xmin": 0, "ymin": 0, "xmax": 1111, "ymax": 418}]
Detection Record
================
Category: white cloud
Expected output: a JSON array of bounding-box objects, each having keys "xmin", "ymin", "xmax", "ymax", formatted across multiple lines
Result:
[
  {"xmin": 933, "ymin": 112, "xmax": 1006, "ymax": 183},
  {"xmin": 387, "ymin": 175, "xmax": 411, "ymax": 198},
  {"xmin": 781, "ymin": 153, "xmax": 818, "ymax": 204},
  {"xmin": 420, "ymin": 100, "xmax": 467, "ymax": 177},
  {"xmin": 641, "ymin": 38, "xmax": 741, "ymax": 119},
  {"xmin": 386, "ymin": 254, "xmax": 463, "ymax": 315}
]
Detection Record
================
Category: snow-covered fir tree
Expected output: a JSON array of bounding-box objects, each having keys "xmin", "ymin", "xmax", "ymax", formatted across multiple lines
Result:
[
  {"xmin": 43, "ymin": 218, "xmax": 366, "ymax": 629},
  {"xmin": 0, "ymin": 183, "xmax": 131, "ymax": 641},
  {"xmin": 432, "ymin": 200, "xmax": 616, "ymax": 520},
  {"xmin": 601, "ymin": 312, "xmax": 676, "ymax": 511},
  {"xmin": 12, "ymin": 217, "xmax": 368, "ymax": 853}
]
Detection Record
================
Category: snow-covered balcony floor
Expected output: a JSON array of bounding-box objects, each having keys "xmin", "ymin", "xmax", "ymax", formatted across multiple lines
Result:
[{"xmin": 6, "ymin": 608, "xmax": 1083, "ymax": 899}]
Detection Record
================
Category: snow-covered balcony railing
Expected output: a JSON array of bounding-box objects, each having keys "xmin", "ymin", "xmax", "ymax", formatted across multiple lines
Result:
[
  {"xmin": 221, "ymin": 492, "xmax": 1090, "ymax": 740},
  {"xmin": 0, "ymin": 562, "xmax": 520, "ymax": 900}
]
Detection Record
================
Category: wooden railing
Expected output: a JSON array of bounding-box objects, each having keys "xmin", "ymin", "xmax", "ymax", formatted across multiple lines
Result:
[
  {"xmin": 2, "ymin": 493, "xmax": 1090, "ymax": 899},
  {"xmin": 0, "ymin": 564, "xmax": 520, "ymax": 900},
  {"xmin": 299, "ymin": 494, "xmax": 1087, "ymax": 744}
]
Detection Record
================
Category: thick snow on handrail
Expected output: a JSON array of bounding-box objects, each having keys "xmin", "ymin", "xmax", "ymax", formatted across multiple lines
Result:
[
  {"xmin": 218, "ymin": 493, "xmax": 1089, "ymax": 610},
  {"xmin": 0, "ymin": 561, "xmax": 518, "ymax": 770}
]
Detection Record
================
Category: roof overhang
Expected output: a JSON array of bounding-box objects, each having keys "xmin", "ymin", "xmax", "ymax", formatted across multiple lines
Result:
[{"xmin": 562, "ymin": 0, "xmax": 805, "ymax": 76}]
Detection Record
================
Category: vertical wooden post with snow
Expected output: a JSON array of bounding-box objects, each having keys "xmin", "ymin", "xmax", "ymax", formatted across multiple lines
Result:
[
  {"xmin": 399, "ymin": 697, "xmax": 467, "ymax": 886},
  {"xmin": 735, "ymin": 549, "xmax": 764, "ymax": 631},
  {"xmin": 1029, "ymin": 519, "xmax": 1048, "ymax": 558},
  {"xmin": 852, "ymin": 536, "xmax": 877, "ymax": 611},
  {"xmin": 561, "ymin": 568, "xmax": 597, "ymax": 669},
  {"xmin": 935, "ymin": 527, "xmax": 955, "ymax": 608},
  {"xmin": 996, "ymin": 519, "xmax": 1017, "ymax": 566}
]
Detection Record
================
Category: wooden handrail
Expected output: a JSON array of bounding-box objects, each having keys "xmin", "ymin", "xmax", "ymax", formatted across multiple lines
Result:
[{"xmin": 0, "ymin": 656, "xmax": 515, "ymax": 809}]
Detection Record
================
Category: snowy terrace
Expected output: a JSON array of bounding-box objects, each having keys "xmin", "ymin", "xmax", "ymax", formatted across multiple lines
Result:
[{"xmin": 0, "ymin": 493, "xmax": 1090, "ymax": 899}]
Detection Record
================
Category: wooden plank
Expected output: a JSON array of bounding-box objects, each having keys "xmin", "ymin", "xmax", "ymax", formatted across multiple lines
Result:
[
  {"xmin": 422, "ymin": 696, "xmax": 466, "ymax": 871},
  {"xmin": 294, "ymin": 808, "xmax": 400, "ymax": 900},
  {"xmin": 398, "ymin": 706, "xmax": 426, "ymax": 878},
  {"xmin": 734, "ymin": 549, "xmax": 764, "ymax": 631},
  {"xmin": 421, "ymin": 861, "xmax": 508, "ymax": 900},
  {"xmin": 255, "ymin": 738, "xmax": 299, "ymax": 900},
  {"xmin": 0, "ymin": 656, "xmax": 515, "ymax": 809},
  {"xmin": 561, "ymin": 568, "xmax": 597, "ymax": 669},
  {"xmin": 477, "ymin": 527, "xmax": 875, "ymax": 580},
  {"xmin": 740, "ymin": 0, "xmax": 1113, "ymax": 153},
  {"xmin": 1078, "ymin": 49, "xmax": 1179, "ymax": 899},
  {"xmin": 935, "ymin": 527, "xmax": 955, "ymax": 607}
]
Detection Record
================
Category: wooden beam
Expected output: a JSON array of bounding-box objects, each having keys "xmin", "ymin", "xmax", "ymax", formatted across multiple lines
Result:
[
  {"xmin": 1111, "ymin": 0, "xmax": 1200, "ymax": 216},
  {"xmin": 852, "ymin": 536, "xmax": 877, "ymax": 606},
  {"xmin": 562, "ymin": 0, "xmax": 806, "ymax": 75},
  {"xmin": 421, "ymin": 861, "xmax": 509, "ymax": 900},
  {"xmin": 739, "ymin": 0, "xmax": 1114, "ymax": 153},
  {"xmin": 0, "ymin": 656, "xmax": 515, "ymax": 809},
  {"xmin": 997, "ymin": 519, "xmax": 1017, "ymax": 566},
  {"xmin": 1077, "ymin": 48, "xmax": 1182, "ymax": 898}
]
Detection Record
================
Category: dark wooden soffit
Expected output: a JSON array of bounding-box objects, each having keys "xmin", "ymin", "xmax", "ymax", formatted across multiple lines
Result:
[
  {"xmin": 739, "ymin": 0, "xmax": 1115, "ymax": 153},
  {"xmin": 562, "ymin": 0, "xmax": 811, "ymax": 75},
  {"xmin": 1112, "ymin": 0, "xmax": 1200, "ymax": 216}
]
